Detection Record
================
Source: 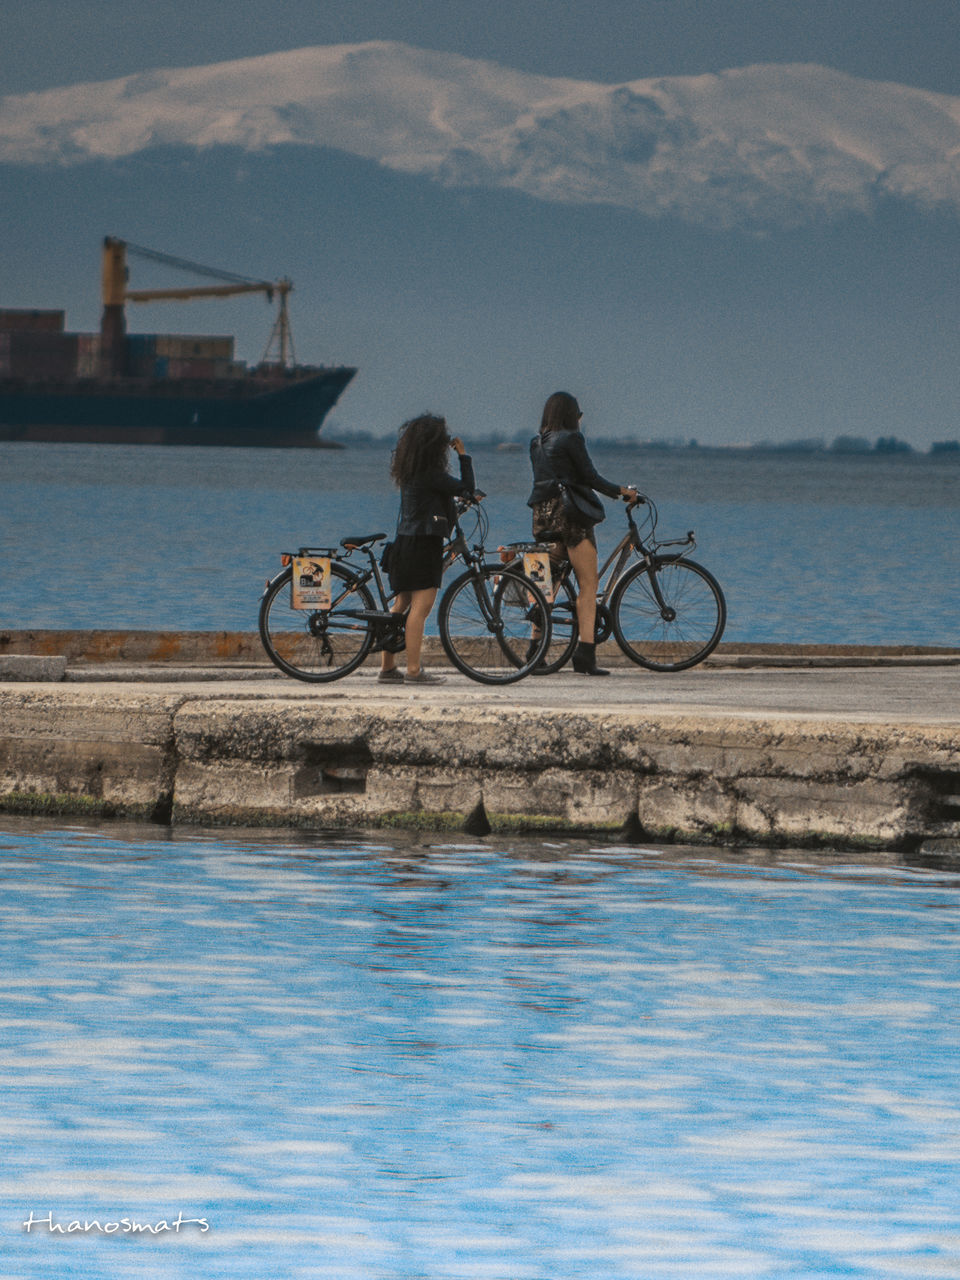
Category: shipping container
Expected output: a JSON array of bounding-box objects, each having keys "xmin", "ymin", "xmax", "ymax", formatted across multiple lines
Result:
[
  {"xmin": 76, "ymin": 334, "xmax": 101, "ymax": 378},
  {"xmin": 154, "ymin": 334, "xmax": 234, "ymax": 360},
  {"xmin": 166, "ymin": 357, "xmax": 218, "ymax": 379},
  {"xmin": 126, "ymin": 334, "xmax": 158, "ymax": 356},
  {"xmin": 0, "ymin": 331, "xmax": 79, "ymax": 377},
  {"xmin": 0, "ymin": 309, "xmax": 65, "ymax": 333},
  {"xmin": 125, "ymin": 356, "xmax": 169, "ymax": 379}
]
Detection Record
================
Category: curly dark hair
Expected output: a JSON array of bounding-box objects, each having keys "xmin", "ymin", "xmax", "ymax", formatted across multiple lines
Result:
[
  {"xmin": 390, "ymin": 414, "xmax": 452, "ymax": 487},
  {"xmin": 539, "ymin": 391, "xmax": 582, "ymax": 437}
]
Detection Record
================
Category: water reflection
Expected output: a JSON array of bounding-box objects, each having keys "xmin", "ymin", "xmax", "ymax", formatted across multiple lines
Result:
[{"xmin": 1, "ymin": 817, "xmax": 958, "ymax": 1279}]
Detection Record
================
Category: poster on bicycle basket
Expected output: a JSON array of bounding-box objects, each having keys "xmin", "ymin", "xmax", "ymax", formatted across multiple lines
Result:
[
  {"xmin": 522, "ymin": 551, "xmax": 554, "ymax": 601},
  {"xmin": 291, "ymin": 556, "xmax": 332, "ymax": 610}
]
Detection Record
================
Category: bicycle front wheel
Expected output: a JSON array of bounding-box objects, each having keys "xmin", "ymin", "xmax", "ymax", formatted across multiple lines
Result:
[
  {"xmin": 438, "ymin": 565, "xmax": 551, "ymax": 684},
  {"xmin": 539, "ymin": 571, "xmax": 579, "ymax": 675},
  {"xmin": 259, "ymin": 563, "xmax": 376, "ymax": 682},
  {"xmin": 611, "ymin": 557, "xmax": 726, "ymax": 671}
]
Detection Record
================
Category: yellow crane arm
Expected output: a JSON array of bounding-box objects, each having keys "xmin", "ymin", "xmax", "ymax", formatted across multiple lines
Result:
[
  {"xmin": 101, "ymin": 236, "xmax": 296, "ymax": 366},
  {"xmin": 125, "ymin": 283, "xmax": 278, "ymax": 303}
]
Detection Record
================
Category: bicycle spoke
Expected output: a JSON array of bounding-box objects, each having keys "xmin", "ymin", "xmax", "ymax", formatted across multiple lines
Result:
[
  {"xmin": 439, "ymin": 566, "xmax": 550, "ymax": 684},
  {"xmin": 612, "ymin": 559, "xmax": 725, "ymax": 671},
  {"xmin": 259, "ymin": 565, "xmax": 376, "ymax": 681},
  {"xmin": 540, "ymin": 576, "xmax": 578, "ymax": 674}
]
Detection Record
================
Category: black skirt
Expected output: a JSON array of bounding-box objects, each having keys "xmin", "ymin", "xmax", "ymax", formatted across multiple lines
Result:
[{"xmin": 388, "ymin": 534, "xmax": 444, "ymax": 593}]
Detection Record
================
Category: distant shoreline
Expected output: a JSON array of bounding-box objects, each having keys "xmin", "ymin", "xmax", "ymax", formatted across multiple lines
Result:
[{"xmin": 325, "ymin": 432, "xmax": 960, "ymax": 459}]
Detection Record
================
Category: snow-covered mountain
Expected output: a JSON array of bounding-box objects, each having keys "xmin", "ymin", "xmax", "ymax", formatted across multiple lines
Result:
[{"xmin": 2, "ymin": 41, "xmax": 960, "ymax": 229}]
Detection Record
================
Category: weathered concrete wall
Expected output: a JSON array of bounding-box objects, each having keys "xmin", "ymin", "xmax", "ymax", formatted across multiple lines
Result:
[
  {"xmin": 2, "ymin": 687, "xmax": 959, "ymax": 849},
  {"xmin": 0, "ymin": 689, "xmax": 185, "ymax": 822},
  {"xmin": 0, "ymin": 656, "xmax": 67, "ymax": 682}
]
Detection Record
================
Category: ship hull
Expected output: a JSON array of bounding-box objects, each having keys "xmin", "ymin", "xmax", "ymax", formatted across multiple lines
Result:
[{"xmin": 0, "ymin": 365, "xmax": 356, "ymax": 447}]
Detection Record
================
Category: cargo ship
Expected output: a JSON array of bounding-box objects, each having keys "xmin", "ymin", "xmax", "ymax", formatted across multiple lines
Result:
[{"xmin": 0, "ymin": 238, "xmax": 356, "ymax": 447}]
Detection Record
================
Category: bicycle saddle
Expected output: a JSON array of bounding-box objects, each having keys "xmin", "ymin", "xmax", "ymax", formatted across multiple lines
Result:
[{"xmin": 340, "ymin": 532, "xmax": 386, "ymax": 548}]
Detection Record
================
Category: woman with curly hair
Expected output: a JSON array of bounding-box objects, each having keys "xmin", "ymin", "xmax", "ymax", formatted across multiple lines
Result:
[
  {"xmin": 379, "ymin": 414, "xmax": 475, "ymax": 685},
  {"xmin": 528, "ymin": 391, "xmax": 637, "ymax": 676}
]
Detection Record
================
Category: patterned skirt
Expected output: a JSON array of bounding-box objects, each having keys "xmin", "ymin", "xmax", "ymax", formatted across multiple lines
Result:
[{"xmin": 531, "ymin": 495, "xmax": 597, "ymax": 552}]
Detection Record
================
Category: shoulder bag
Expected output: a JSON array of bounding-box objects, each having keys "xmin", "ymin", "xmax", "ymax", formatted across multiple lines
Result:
[{"xmin": 537, "ymin": 438, "xmax": 606, "ymax": 526}]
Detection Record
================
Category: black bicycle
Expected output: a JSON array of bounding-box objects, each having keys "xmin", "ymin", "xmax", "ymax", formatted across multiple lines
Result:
[
  {"xmin": 503, "ymin": 494, "xmax": 726, "ymax": 673},
  {"xmin": 259, "ymin": 494, "xmax": 553, "ymax": 685}
]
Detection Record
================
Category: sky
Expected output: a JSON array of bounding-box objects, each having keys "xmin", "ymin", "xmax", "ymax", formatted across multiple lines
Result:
[
  {"xmin": 2, "ymin": 0, "xmax": 960, "ymax": 447},
  {"xmin": 4, "ymin": 0, "xmax": 960, "ymax": 97}
]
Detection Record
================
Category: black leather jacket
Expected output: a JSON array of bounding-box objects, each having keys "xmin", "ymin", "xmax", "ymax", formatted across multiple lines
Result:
[
  {"xmin": 396, "ymin": 453, "xmax": 476, "ymax": 536},
  {"xmin": 527, "ymin": 431, "xmax": 621, "ymax": 507}
]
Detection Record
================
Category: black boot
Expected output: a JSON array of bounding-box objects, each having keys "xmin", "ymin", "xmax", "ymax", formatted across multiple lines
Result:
[{"xmin": 572, "ymin": 641, "xmax": 610, "ymax": 676}]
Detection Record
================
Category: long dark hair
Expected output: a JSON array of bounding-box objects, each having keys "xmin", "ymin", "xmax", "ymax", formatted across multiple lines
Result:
[
  {"xmin": 539, "ymin": 391, "xmax": 581, "ymax": 437},
  {"xmin": 390, "ymin": 414, "xmax": 452, "ymax": 487}
]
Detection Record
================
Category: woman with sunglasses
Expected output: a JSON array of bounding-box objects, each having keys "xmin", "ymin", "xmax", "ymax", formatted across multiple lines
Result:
[{"xmin": 528, "ymin": 391, "xmax": 637, "ymax": 675}]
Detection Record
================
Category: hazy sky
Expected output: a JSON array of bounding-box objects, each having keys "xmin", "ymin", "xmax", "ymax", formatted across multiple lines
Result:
[
  {"xmin": 2, "ymin": 1, "xmax": 960, "ymax": 447},
  {"xmin": 4, "ymin": 0, "xmax": 959, "ymax": 95}
]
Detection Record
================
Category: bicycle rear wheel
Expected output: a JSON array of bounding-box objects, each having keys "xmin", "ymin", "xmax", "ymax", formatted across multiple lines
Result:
[
  {"xmin": 611, "ymin": 557, "xmax": 726, "ymax": 671},
  {"xmin": 438, "ymin": 565, "xmax": 551, "ymax": 684},
  {"xmin": 259, "ymin": 563, "xmax": 376, "ymax": 682}
]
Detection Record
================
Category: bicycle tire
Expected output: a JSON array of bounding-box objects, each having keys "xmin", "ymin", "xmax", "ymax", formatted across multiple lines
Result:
[
  {"xmin": 611, "ymin": 557, "xmax": 726, "ymax": 672},
  {"xmin": 538, "ymin": 571, "xmax": 579, "ymax": 675},
  {"xmin": 259, "ymin": 563, "xmax": 377, "ymax": 682},
  {"xmin": 537, "ymin": 574, "xmax": 612, "ymax": 674},
  {"xmin": 438, "ymin": 565, "xmax": 551, "ymax": 685}
]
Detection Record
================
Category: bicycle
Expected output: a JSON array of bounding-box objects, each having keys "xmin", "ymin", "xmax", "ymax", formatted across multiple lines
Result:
[
  {"xmin": 258, "ymin": 493, "xmax": 553, "ymax": 685},
  {"xmin": 502, "ymin": 494, "xmax": 726, "ymax": 673}
]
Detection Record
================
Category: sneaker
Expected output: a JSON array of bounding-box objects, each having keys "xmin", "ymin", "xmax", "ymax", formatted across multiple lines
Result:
[
  {"xmin": 377, "ymin": 667, "xmax": 404, "ymax": 684},
  {"xmin": 404, "ymin": 670, "xmax": 447, "ymax": 685}
]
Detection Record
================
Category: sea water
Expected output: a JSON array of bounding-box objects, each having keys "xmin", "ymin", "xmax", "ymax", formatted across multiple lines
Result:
[
  {"xmin": 2, "ymin": 442, "xmax": 959, "ymax": 644},
  {"xmin": 1, "ymin": 818, "xmax": 959, "ymax": 1279}
]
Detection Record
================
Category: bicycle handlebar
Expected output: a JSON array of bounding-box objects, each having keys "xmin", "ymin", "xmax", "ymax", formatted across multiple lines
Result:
[{"xmin": 455, "ymin": 489, "xmax": 486, "ymax": 511}]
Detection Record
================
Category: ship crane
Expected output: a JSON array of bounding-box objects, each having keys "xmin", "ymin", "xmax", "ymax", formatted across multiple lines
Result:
[{"xmin": 100, "ymin": 236, "xmax": 296, "ymax": 373}]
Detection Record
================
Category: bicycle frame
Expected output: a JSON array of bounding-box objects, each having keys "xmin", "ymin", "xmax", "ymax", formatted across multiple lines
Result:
[
  {"xmin": 595, "ymin": 497, "xmax": 698, "ymax": 612},
  {"xmin": 280, "ymin": 544, "xmax": 398, "ymax": 642},
  {"xmin": 502, "ymin": 495, "xmax": 696, "ymax": 611},
  {"xmin": 260, "ymin": 488, "xmax": 552, "ymax": 685},
  {"xmin": 284, "ymin": 491, "xmax": 495, "ymax": 640},
  {"xmin": 494, "ymin": 492, "xmax": 724, "ymax": 675}
]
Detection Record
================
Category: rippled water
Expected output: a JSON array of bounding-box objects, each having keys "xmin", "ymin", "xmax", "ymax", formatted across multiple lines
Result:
[
  {"xmin": 2, "ymin": 818, "xmax": 959, "ymax": 1278},
  {"xmin": 2, "ymin": 442, "xmax": 960, "ymax": 644}
]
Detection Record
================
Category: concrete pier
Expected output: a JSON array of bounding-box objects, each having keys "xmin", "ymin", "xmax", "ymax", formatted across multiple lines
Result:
[{"xmin": 1, "ymin": 632, "xmax": 959, "ymax": 851}]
